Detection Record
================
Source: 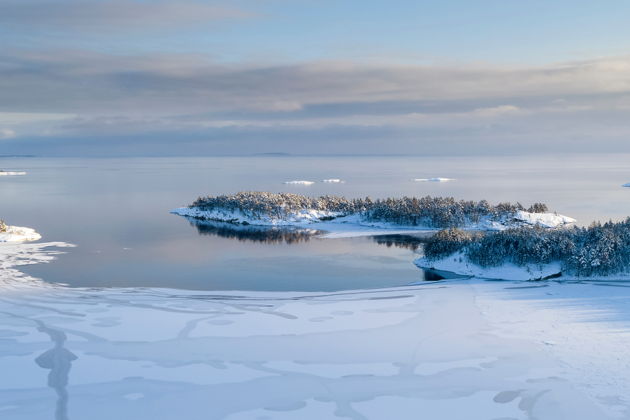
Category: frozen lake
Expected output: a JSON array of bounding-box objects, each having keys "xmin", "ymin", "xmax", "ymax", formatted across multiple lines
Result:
[{"xmin": 2, "ymin": 154, "xmax": 630, "ymax": 419}]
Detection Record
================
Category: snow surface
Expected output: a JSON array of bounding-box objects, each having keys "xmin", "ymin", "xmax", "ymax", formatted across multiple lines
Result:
[
  {"xmin": 0, "ymin": 226, "xmax": 41, "ymax": 243},
  {"xmin": 0, "ymin": 171, "xmax": 26, "ymax": 176},
  {"xmin": 283, "ymin": 180, "xmax": 315, "ymax": 185},
  {"xmin": 414, "ymin": 177, "xmax": 455, "ymax": 182},
  {"xmin": 2, "ymin": 241, "xmax": 630, "ymax": 418}
]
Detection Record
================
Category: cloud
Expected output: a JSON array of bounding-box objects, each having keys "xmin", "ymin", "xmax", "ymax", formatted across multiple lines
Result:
[
  {"xmin": 0, "ymin": 0, "xmax": 250, "ymax": 30},
  {"xmin": 2, "ymin": 50, "xmax": 630, "ymax": 154}
]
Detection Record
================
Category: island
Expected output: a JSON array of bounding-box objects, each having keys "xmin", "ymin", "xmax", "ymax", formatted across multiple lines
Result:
[{"xmin": 171, "ymin": 192, "xmax": 576, "ymax": 234}]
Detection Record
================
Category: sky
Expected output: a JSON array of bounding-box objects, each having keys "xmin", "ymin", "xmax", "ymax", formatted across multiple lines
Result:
[{"xmin": 1, "ymin": 0, "xmax": 630, "ymax": 156}]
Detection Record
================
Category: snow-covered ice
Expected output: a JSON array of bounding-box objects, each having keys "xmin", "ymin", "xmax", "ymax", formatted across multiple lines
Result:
[
  {"xmin": 2, "ymin": 240, "xmax": 630, "ymax": 419},
  {"xmin": 0, "ymin": 226, "xmax": 42, "ymax": 243},
  {"xmin": 414, "ymin": 177, "xmax": 455, "ymax": 182},
  {"xmin": 283, "ymin": 180, "xmax": 315, "ymax": 185},
  {"xmin": 322, "ymin": 178, "xmax": 344, "ymax": 183}
]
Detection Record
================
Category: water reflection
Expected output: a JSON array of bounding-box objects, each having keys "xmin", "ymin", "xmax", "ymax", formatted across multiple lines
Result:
[
  {"xmin": 34, "ymin": 321, "xmax": 77, "ymax": 420},
  {"xmin": 371, "ymin": 234, "xmax": 427, "ymax": 251},
  {"xmin": 186, "ymin": 218, "xmax": 431, "ymax": 251},
  {"xmin": 185, "ymin": 217, "xmax": 322, "ymax": 244}
]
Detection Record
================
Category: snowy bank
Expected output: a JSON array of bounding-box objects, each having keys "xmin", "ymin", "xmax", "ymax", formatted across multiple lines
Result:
[
  {"xmin": 415, "ymin": 253, "xmax": 564, "ymax": 281},
  {"xmin": 0, "ymin": 171, "xmax": 26, "ymax": 176},
  {"xmin": 0, "ymin": 225, "xmax": 41, "ymax": 242}
]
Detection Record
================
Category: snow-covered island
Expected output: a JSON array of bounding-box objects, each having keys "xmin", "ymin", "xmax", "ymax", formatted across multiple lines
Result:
[
  {"xmin": 0, "ymin": 219, "xmax": 41, "ymax": 242},
  {"xmin": 171, "ymin": 192, "xmax": 575, "ymax": 238},
  {"xmin": 416, "ymin": 220, "xmax": 630, "ymax": 281}
]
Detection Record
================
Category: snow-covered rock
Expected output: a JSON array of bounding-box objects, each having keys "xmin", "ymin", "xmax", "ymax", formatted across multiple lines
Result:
[
  {"xmin": 513, "ymin": 210, "xmax": 576, "ymax": 228},
  {"xmin": 0, "ymin": 226, "xmax": 41, "ymax": 242}
]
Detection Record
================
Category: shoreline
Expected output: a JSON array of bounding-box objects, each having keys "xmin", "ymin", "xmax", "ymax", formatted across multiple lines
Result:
[{"xmin": 415, "ymin": 253, "xmax": 630, "ymax": 282}]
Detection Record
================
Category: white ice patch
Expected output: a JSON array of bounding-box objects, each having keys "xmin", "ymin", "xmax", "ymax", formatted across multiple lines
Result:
[
  {"xmin": 414, "ymin": 177, "xmax": 455, "ymax": 182},
  {"xmin": 0, "ymin": 171, "xmax": 26, "ymax": 176},
  {"xmin": 0, "ymin": 226, "xmax": 42, "ymax": 243},
  {"xmin": 283, "ymin": 180, "xmax": 315, "ymax": 185},
  {"xmin": 322, "ymin": 178, "xmax": 344, "ymax": 183}
]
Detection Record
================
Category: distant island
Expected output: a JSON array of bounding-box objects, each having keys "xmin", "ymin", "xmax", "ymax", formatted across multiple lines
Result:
[{"xmin": 171, "ymin": 191, "xmax": 575, "ymax": 232}]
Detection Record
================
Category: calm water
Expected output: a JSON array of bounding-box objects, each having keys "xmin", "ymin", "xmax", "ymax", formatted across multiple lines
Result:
[{"xmin": 2, "ymin": 154, "xmax": 630, "ymax": 291}]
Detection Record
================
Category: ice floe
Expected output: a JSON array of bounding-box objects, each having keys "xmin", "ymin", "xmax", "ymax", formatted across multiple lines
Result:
[
  {"xmin": 283, "ymin": 180, "xmax": 315, "ymax": 185},
  {"xmin": 0, "ymin": 171, "xmax": 26, "ymax": 176},
  {"xmin": 414, "ymin": 177, "xmax": 455, "ymax": 182},
  {"xmin": 322, "ymin": 178, "xmax": 344, "ymax": 183}
]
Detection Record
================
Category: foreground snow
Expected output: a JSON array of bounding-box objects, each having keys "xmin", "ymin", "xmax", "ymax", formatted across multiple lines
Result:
[
  {"xmin": 171, "ymin": 206, "xmax": 576, "ymax": 238},
  {"xmin": 0, "ymin": 226, "xmax": 41, "ymax": 242},
  {"xmin": 2, "ymin": 242, "xmax": 630, "ymax": 419}
]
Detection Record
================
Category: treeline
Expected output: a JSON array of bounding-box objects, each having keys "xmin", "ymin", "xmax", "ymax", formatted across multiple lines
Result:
[
  {"xmin": 424, "ymin": 219, "xmax": 630, "ymax": 277},
  {"xmin": 191, "ymin": 192, "xmax": 549, "ymax": 228}
]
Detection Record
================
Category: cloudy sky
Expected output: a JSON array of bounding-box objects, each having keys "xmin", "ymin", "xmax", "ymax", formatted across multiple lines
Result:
[{"xmin": 2, "ymin": 0, "xmax": 630, "ymax": 156}]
